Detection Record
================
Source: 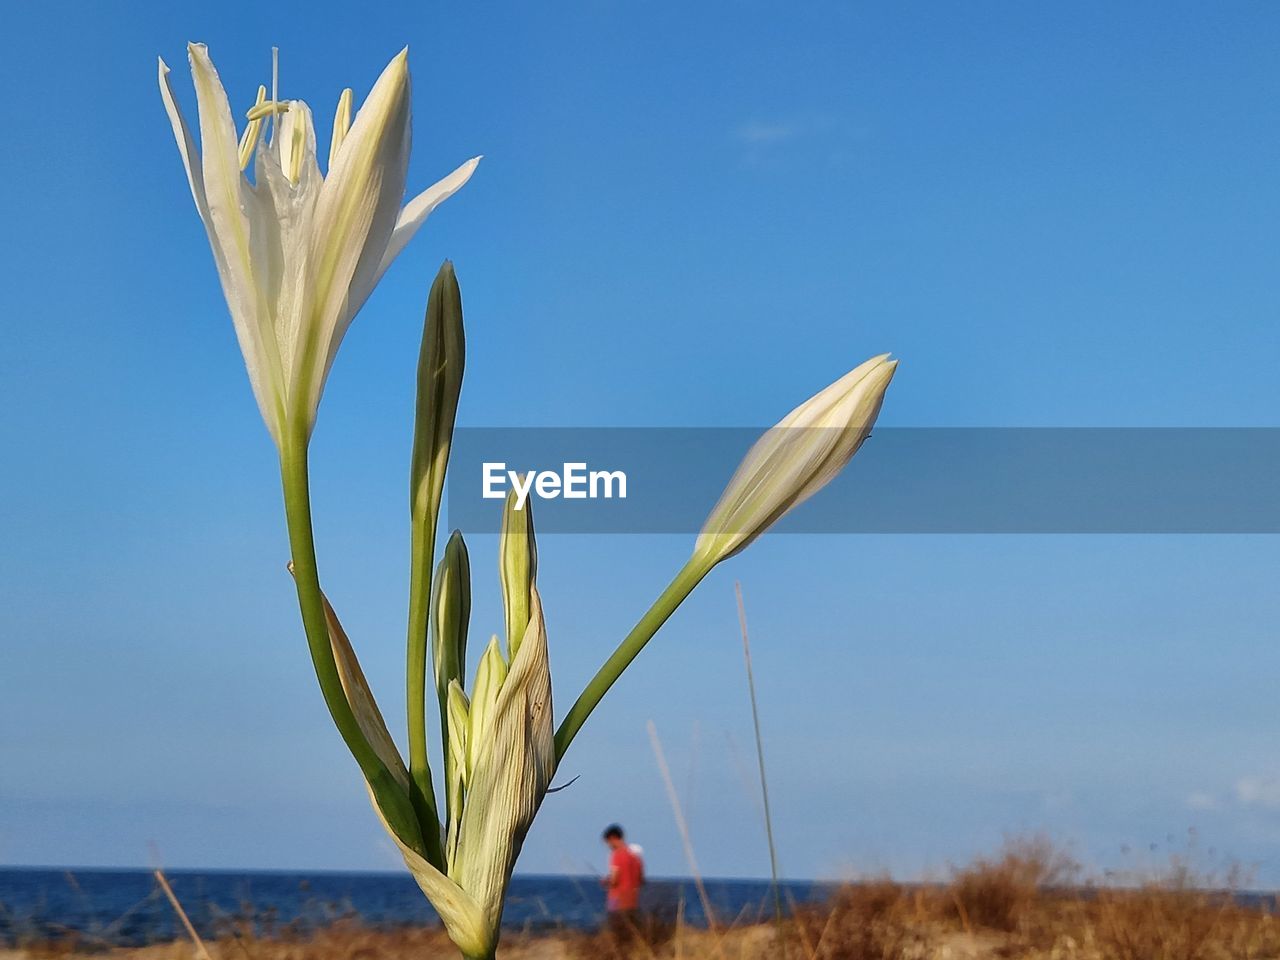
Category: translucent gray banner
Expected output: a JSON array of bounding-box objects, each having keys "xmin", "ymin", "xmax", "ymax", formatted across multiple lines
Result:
[{"xmin": 445, "ymin": 428, "xmax": 1280, "ymax": 534}]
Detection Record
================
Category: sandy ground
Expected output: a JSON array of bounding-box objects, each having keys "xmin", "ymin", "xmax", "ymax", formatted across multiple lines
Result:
[{"xmin": 0, "ymin": 925, "xmax": 1033, "ymax": 960}]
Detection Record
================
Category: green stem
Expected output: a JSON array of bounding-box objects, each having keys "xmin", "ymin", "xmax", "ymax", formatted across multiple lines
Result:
[
  {"xmin": 406, "ymin": 505, "xmax": 445, "ymax": 861},
  {"xmin": 279, "ymin": 437, "xmax": 429, "ymax": 858},
  {"xmin": 554, "ymin": 558, "xmax": 711, "ymax": 760}
]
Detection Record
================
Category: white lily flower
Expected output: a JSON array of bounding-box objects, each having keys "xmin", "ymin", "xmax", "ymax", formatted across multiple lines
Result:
[
  {"xmin": 158, "ymin": 43, "xmax": 480, "ymax": 448},
  {"xmin": 694, "ymin": 353, "xmax": 898, "ymax": 565}
]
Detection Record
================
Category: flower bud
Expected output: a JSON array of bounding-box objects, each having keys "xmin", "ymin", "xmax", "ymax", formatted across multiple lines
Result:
[
  {"xmin": 694, "ymin": 354, "xmax": 897, "ymax": 566},
  {"xmin": 499, "ymin": 487, "xmax": 538, "ymax": 658},
  {"xmin": 446, "ymin": 679, "xmax": 471, "ymax": 783},
  {"xmin": 377, "ymin": 588, "xmax": 555, "ymax": 960},
  {"xmin": 468, "ymin": 636, "xmax": 509, "ymax": 774},
  {"xmin": 444, "ymin": 678, "xmax": 471, "ymax": 870},
  {"xmin": 411, "ymin": 262, "xmax": 465, "ymax": 523},
  {"xmin": 454, "ymin": 585, "xmax": 556, "ymax": 938},
  {"xmin": 431, "ymin": 531, "xmax": 471, "ymax": 705}
]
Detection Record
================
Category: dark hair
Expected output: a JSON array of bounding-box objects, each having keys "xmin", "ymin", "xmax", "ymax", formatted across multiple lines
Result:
[{"xmin": 602, "ymin": 824, "xmax": 624, "ymax": 840}]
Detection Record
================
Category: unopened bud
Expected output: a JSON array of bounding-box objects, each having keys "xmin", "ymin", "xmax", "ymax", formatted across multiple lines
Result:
[
  {"xmin": 468, "ymin": 636, "xmax": 508, "ymax": 773},
  {"xmin": 499, "ymin": 488, "xmax": 537, "ymax": 658},
  {"xmin": 446, "ymin": 680, "xmax": 471, "ymax": 790},
  {"xmin": 431, "ymin": 531, "xmax": 471, "ymax": 704},
  {"xmin": 694, "ymin": 354, "xmax": 897, "ymax": 565},
  {"xmin": 410, "ymin": 262, "xmax": 465, "ymax": 525}
]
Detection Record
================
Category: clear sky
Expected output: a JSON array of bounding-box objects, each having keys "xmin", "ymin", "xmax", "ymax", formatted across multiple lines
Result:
[{"xmin": 2, "ymin": 0, "xmax": 1279, "ymax": 885}]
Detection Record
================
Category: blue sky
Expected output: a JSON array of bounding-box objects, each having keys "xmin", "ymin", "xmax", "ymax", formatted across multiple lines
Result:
[{"xmin": 2, "ymin": 0, "xmax": 1280, "ymax": 884}]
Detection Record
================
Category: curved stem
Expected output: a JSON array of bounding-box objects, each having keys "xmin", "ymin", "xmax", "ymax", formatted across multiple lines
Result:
[
  {"xmin": 279, "ymin": 437, "xmax": 428, "ymax": 857},
  {"xmin": 554, "ymin": 558, "xmax": 711, "ymax": 760}
]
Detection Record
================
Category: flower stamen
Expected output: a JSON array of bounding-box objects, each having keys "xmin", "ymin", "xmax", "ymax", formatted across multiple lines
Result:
[
  {"xmin": 246, "ymin": 99, "xmax": 290, "ymax": 122},
  {"xmin": 237, "ymin": 85, "xmax": 269, "ymax": 170}
]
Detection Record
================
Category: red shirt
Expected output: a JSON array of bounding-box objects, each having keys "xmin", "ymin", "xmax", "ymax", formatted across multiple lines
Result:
[{"xmin": 607, "ymin": 845, "xmax": 644, "ymax": 911}]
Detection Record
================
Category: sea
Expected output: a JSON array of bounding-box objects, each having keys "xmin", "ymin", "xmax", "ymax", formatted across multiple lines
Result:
[{"xmin": 0, "ymin": 868, "xmax": 832, "ymax": 947}]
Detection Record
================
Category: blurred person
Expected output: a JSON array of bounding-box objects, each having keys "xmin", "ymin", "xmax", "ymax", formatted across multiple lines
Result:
[{"xmin": 601, "ymin": 823, "xmax": 644, "ymax": 939}]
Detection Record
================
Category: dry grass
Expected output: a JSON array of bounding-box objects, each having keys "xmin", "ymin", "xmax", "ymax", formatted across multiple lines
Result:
[
  {"xmin": 790, "ymin": 878, "xmax": 926, "ymax": 960},
  {"xmin": 779, "ymin": 837, "xmax": 1280, "ymax": 960},
  {"xmin": 6, "ymin": 840, "xmax": 1280, "ymax": 960},
  {"xmin": 945, "ymin": 835, "xmax": 1080, "ymax": 934}
]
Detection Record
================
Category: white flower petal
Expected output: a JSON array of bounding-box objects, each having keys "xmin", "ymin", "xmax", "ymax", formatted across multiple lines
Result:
[
  {"xmin": 277, "ymin": 98, "xmax": 322, "ymax": 189},
  {"xmin": 157, "ymin": 58, "xmax": 208, "ymax": 216},
  {"xmin": 185, "ymin": 43, "xmax": 287, "ymax": 444},
  {"xmin": 253, "ymin": 100, "xmax": 322, "ymax": 381},
  {"xmin": 290, "ymin": 49, "xmax": 412, "ymax": 433},
  {"xmin": 374, "ymin": 156, "xmax": 482, "ymax": 283}
]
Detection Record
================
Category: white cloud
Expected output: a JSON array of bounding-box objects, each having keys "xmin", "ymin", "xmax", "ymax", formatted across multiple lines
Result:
[
  {"xmin": 1186, "ymin": 791, "xmax": 1219, "ymax": 811},
  {"xmin": 734, "ymin": 121, "xmax": 797, "ymax": 145},
  {"xmin": 1235, "ymin": 776, "xmax": 1280, "ymax": 810}
]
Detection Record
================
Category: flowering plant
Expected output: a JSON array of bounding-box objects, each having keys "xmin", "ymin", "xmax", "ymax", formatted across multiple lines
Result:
[{"xmin": 161, "ymin": 44, "xmax": 895, "ymax": 960}]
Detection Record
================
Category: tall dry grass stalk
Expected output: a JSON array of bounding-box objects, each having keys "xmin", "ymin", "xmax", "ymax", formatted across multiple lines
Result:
[
  {"xmin": 647, "ymin": 720, "xmax": 719, "ymax": 939},
  {"xmin": 153, "ymin": 868, "xmax": 214, "ymax": 960},
  {"xmin": 734, "ymin": 582, "xmax": 785, "ymax": 954}
]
